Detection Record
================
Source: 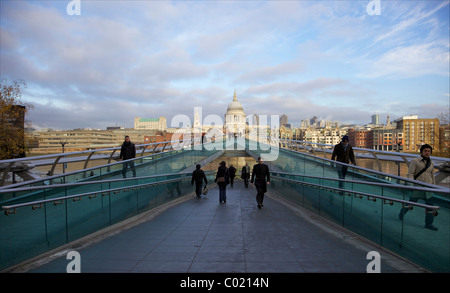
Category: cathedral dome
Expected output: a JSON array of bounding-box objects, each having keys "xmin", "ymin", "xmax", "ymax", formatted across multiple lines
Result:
[
  {"xmin": 224, "ymin": 90, "xmax": 246, "ymax": 137},
  {"xmin": 226, "ymin": 90, "xmax": 244, "ymax": 113}
]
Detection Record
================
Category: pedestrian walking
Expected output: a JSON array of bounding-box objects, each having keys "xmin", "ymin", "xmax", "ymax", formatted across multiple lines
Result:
[
  {"xmin": 241, "ymin": 162, "xmax": 250, "ymax": 188},
  {"xmin": 331, "ymin": 135, "xmax": 356, "ymax": 190},
  {"xmin": 215, "ymin": 161, "xmax": 229, "ymax": 203},
  {"xmin": 191, "ymin": 164, "xmax": 208, "ymax": 199},
  {"xmin": 399, "ymin": 144, "xmax": 438, "ymax": 231},
  {"xmin": 229, "ymin": 164, "xmax": 236, "ymax": 187},
  {"xmin": 120, "ymin": 135, "xmax": 136, "ymax": 178},
  {"xmin": 251, "ymin": 157, "xmax": 270, "ymax": 209}
]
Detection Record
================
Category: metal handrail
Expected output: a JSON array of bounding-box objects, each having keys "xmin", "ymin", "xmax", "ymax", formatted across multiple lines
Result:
[
  {"xmin": 0, "ymin": 150, "xmax": 176, "ymax": 190},
  {"xmin": 279, "ymin": 138, "xmax": 450, "ymax": 163},
  {"xmin": 3, "ymin": 170, "xmax": 440, "ymax": 216},
  {"xmin": 1, "ymin": 170, "xmax": 217, "ymax": 215},
  {"xmin": 1, "ymin": 135, "xmax": 227, "ymax": 165},
  {"xmin": 0, "ymin": 170, "xmax": 216, "ymax": 195},
  {"xmin": 0, "ymin": 139, "xmax": 184, "ymax": 187},
  {"xmin": 271, "ymin": 174, "xmax": 440, "ymax": 214},
  {"xmin": 0, "ymin": 138, "xmax": 195, "ymax": 164},
  {"xmin": 0, "ymin": 136, "xmax": 226, "ymax": 187},
  {"xmin": 270, "ymin": 171, "xmax": 450, "ymax": 195},
  {"xmin": 0, "ymin": 138, "xmax": 223, "ymax": 190},
  {"xmin": 3, "ymin": 167, "xmax": 439, "ymax": 200},
  {"xmin": 1, "ymin": 142, "xmax": 161, "ymax": 165},
  {"xmin": 1, "ymin": 177, "xmax": 188, "ymax": 215},
  {"xmin": 272, "ymin": 145, "xmax": 448, "ymax": 191}
]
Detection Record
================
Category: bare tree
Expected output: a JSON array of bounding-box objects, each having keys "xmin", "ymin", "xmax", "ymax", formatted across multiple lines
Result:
[
  {"xmin": 436, "ymin": 112, "xmax": 450, "ymax": 158},
  {"xmin": 0, "ymin": 78, "xmax": 33, "ymax": 160}
]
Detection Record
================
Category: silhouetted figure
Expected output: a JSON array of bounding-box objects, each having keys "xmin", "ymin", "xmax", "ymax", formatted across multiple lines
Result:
[
  {"xmin": 215, "ymin": 161, "xmax": 229, "ymax": 204},
  {"xmin": 191, "ymin": 164, "xmax": 207, "ymax": 199},
  {"xmin": 251, "ymin": 157, "xmax": 270, "ymax": 209},
  {"xmin": 120, "ymin": 135, "xmax": 136, "ymax": 178}
]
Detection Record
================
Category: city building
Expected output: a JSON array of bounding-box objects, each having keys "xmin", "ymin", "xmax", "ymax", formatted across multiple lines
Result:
[
  {"xmin": 371, "ymin": 127, "xmax": 403, "ymax": 151},
  {"xmin": 300, "ymin": 118, "xmax": 310, "ymax": 128},
  {"xmin": 365, "ymin": 114, "xmax": 401, "ymax": 151},
  {"xmin": 224, "ymin": 90, "xmax": 246, "ymax": 137},
  {"xmin": 310, "ymin": 116, "xmax": 318, "ymax": 127},
  {"xmin": 347, "ymin": 129, "xmax": 372, "ymax": 149},
  {"xmin": 280, "ymin": 114, "xmax": 290, "ymax": 128},
  {"xmin": 301, "ymin": 127, "xmax": 346, "ymax": 145},
  {"xmin": 34, "ymin": 129, "xmax": 118, "ymax": 153},
  {"xmin": 27, "ymin": 100, "xmax": 449, "ymax": 157},
  {"xmin": 372, "ymin": 114, "xmax": 380, "ymax": 125},
  {"xmin": 144, "ymin": 131, "xmax": 173, "ymax": 144},
  {"xmin": 134, "ymin": 116, "xmax": 167, "ymax": 131},
  {"xmin": 31, "ymin": 128, "xmax": 174, "ymax": 154},
  {"xmin": 396, "ymin": 115, "xmax": 439, "ymax": 153}
]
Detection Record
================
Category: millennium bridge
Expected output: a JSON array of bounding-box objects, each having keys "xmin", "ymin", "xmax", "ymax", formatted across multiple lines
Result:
[{"xmin": 0, "ymin": 137, "xmax": 448, "ymax": 273}]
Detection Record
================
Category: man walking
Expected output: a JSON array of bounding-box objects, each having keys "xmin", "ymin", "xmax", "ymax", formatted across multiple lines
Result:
[
  {"xmin": 191, "ymin": 164, "xmax": 208, "ymax": 199},
  {"xmin": 120, "ymin": 135, "xmax": 136, "ymax": 178},
  {"xmin": 251, "ymin": 156, "xmax": 270, "ymax": 209},
  {"xmin": 399, "ymin": 144, "xmax": 438, "ymax": 231},
  {"xmin": 331, "ymin": 135, "xmax": 356, "ymax": 189}
]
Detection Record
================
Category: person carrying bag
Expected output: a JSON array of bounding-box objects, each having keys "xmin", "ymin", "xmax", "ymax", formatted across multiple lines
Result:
[
  {"xmin": 215, "ymin": 161, "xmax": 229, "ymax": 203},
  {"xmin": 399, "ymin": 144, "xmax": 438, "ymax": 231},
  {"xmin": 191, "ymin": 164, "xmax": 208, "ymax": 199}
]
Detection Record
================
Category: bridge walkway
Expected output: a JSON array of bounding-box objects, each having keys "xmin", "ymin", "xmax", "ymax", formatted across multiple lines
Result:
[{"xmin": 21, "ymin": 180, "xmax": 425, "ymax": 273}]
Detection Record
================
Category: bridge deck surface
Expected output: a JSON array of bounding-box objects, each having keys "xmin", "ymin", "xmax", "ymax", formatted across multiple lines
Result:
[{"xmin": 23, "ymin": 180, "xmax": 425, "ymax": 273}]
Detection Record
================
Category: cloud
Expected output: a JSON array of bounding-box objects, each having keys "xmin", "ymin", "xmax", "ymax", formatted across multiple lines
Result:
[
  {"xmin": 236, "ymin": 61, "xmax": 306, "ymax": 84},
  {"xmin": 245, "ymin": 78, "xmax": 351, "ymax": 97},
  {"xmin": 370, "ymin": 1, "xmax": 449, "ymax": 47},
  {"xmin": 358, "ymin": 43, "xmax": 450, "ymax": 79},
  {"xmin": 236, "ymin": 92, "xmax": 373, "ymax": 126},
  {"xmin": 355, "ymin": 1, "xmax": 450, "ymax": 79},
  {"xmin": 1, "ymin": 0, "xmax": 448, "ymax": 131}
]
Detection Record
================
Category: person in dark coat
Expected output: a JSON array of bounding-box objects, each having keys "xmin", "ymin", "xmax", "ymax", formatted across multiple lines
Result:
[
  {"xmin": 251, "ymin": 157, "xmax": 270, "ymax": 209},
  {"xmin": 120, "ymin": 135, "xmax": 136, "ymax": 178},
  {"xmin": 241, "ymin": 162, "xmax": 250, "ymax": 188},
  {"xmin": 228, "ymin": 164, "xmax": 236, "ymax": 187},
  {"xmin": 191, "ymin": 164, "xmax": 208, "ymax": 199},
  {"xmin": 215, "ymin": 161, "xmax": 229, "ymax": 204},
  {"xmin": 331, "ymin": 135, "xmax": 356, "ymax": 189}
]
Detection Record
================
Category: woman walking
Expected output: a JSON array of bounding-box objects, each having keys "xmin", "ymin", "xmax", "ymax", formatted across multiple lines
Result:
[{"xmin": 215, "ymin": 161, "xmax": 229, "ymax": 204}]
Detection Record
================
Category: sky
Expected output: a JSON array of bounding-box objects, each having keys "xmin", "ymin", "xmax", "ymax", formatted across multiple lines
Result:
[{"xmin": 1, "ymin": 0, "xmax": 449, "ymax": 130}]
